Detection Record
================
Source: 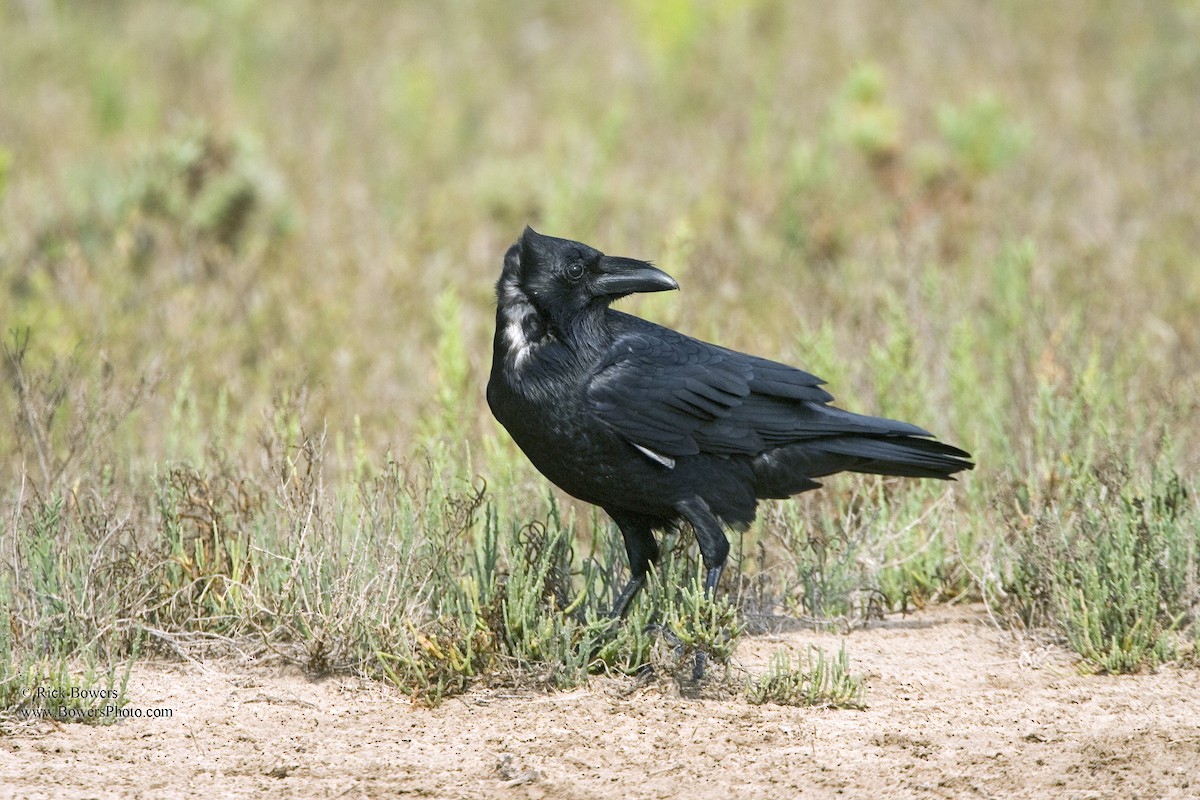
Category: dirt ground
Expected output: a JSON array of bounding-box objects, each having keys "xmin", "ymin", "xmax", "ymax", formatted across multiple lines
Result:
[{"xmin": 3, "ymin": 604, "xmax": 1198, "ymax": 799}]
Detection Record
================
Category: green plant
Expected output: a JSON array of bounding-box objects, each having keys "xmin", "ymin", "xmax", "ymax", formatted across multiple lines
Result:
[
  {"xmin": 1005, "ymin": 455, "xmax": 1198, "ymax": 673},
  {"xmin": 659, "ymin": 564, "xmax": 744, "ymax": 679},
  {"xmin": 1, "ymin": 651, "xmax": 136, "ymax": 727},
  {"xmin": 936, "ymin": 93, "xmax": 1032, "ymax": 181},
  {"xmin": 831, "ymin": 63, "xmax": 903, "ymax": 164},
  {"xmin": 746, "ymin": 643, "xmax": 866, "ymax": 708}
]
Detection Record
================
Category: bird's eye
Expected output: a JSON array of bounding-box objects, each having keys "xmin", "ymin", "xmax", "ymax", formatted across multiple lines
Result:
[{"xmin": 566, "ymin": 262, "xmax": 585, "ymax": 281}]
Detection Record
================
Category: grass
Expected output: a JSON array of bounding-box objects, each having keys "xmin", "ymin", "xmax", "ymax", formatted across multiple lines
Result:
[{"xmin": 2, "ymin": 1, "xmax": 1199, "ymax": 716}]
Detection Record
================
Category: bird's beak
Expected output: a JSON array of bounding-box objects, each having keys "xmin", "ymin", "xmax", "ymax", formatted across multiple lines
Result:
[{"xmin": 592, "ymin": 256, "xmax": 679, "ymax": 297}]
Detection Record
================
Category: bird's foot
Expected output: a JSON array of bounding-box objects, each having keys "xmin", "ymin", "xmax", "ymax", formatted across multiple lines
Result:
[{"xmin": 642, "ymin": 624, "xmax": 715, "ymax": 685}]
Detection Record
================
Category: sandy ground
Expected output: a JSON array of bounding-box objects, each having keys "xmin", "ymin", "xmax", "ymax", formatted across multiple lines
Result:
[{"xmin": 3, "ymin": 604, "xmax": 1198, "ymax": 799}]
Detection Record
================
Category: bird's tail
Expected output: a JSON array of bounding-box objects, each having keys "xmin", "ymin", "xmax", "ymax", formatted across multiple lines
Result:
[
  {"xmin": 753, "ymin": 434, "xmax": 974, "ymax": 499},
  {"xmin": 813, "ymin": 435, "xmax": 974, "ymax": 479}
]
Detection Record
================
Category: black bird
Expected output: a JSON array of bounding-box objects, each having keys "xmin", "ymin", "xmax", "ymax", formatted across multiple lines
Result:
[{"xmin": 487, "ymin": 228, "xmax": 973, "ymax": 618}]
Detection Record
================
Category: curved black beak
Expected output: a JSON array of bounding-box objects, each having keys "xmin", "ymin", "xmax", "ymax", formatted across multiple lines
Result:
[{"xmin": 592, "ymin": 256, "xmax": 679, "ymax": 297}]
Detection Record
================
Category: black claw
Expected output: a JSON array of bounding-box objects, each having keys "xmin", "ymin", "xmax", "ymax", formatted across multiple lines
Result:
[
  {"xmin": 608, "ymin": 573, "xmax": 647, "ymax": 619},
  {"xmin": 704, "ymin": 565, "xmax": 723, "ymax": 598}
]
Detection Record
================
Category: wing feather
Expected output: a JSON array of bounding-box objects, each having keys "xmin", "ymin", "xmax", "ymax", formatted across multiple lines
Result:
[{"xmin": 586, "ymin": 320, "xmax": 887, "ymax": 459}]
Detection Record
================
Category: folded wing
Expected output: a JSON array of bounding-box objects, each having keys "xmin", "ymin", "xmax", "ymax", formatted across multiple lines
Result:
[{"xmin": 586, "ymin": 322, "xmax": 932, "ymax": 461}]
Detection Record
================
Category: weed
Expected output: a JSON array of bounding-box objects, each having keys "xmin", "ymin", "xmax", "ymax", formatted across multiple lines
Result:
[
  {"xmin": 746, "ymin": 643, "xmax": 866, "ymax": 709},
  {"xmin": 935, "ymin": 93, "xmax": 1031, "ymax": 183},
  {"xmin": 1005, "ymin": 456, "xmax": 1198, "ymax": 672}
]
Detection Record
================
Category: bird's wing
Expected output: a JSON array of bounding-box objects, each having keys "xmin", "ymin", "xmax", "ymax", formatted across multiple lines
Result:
[{"xmin": 585, "ymin": 325, "xmax": 914, "ymax": 460}]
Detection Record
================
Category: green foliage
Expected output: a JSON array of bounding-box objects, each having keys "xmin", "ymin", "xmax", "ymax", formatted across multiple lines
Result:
[
  {"xmin": 866, "ymin": 296, "xmax": 930, "ymax": 425},
  {"xmin": 936, "ymin": 93, "xmax": 1032, "ymax": 181},
  {"xmin": 425, "ymin": 288, "xmax": 472, "ymax": 441},
  {"xmin": 1006, "ymin": 458, "xmax": 1198, "ymax": 673},
  {"xmin": 0, "ymin": 648, "xmax": 135, "ymax": 728},
  {"xmin": 660, "ymin": 565, "xmax": 744, "ymax": 671},
  {"xmin": 1059, "ymin": 527, "xmax": 1175, "ymax": 674},
  {"xmin": 831, "ymin": 63, "xmax": 903, "ymax": 162},
  {"xmin": 0, "ymin": 486, "xmax": 141, "ymax": 725},
  {"xmin": 746, "ymin": 643, "xmax": 866, "ymax": 709},
  {"xmin": 622, "ymin": 0, "xmax": 741, "ymax": 74},
  {"xmin": 368, "ymin": 493, "xmax": 747, "ymax": 701}
]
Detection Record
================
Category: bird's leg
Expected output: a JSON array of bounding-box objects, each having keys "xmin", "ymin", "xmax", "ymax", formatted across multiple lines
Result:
[
  {"xmin": 675, "ymin": 499, "xmax": 730, "ymax": 576},
  {"xmin": 607, "ymin": 511, "xmax": 662, "ymax": 619},
  {"xmin": 674, "ymin": 497, "xmax": 732, "ymax": 681},
  {"xmin": 674, "ymin": 497, "xmax": 730, "ymax": 591}
]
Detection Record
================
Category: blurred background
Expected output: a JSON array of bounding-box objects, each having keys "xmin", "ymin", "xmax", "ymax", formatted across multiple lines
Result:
[
  {"xmin": 3, "ymin": 0, "xmax": 1197, "ymax": 475},
  {"xmin": 2, "ymin": 1, "xmax": 1200, "ymax": 691}
]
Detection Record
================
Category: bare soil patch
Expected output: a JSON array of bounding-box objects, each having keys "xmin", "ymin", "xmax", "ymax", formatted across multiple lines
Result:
[{"xmin": 3, "ymin": 604, "xmax": 1198, "ymax": 799}]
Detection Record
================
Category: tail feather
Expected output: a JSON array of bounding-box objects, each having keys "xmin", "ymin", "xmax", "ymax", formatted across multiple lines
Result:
[
  {"xmin": 816, "ymin": 435, "xmax": 974, "ymax": 478},
  {"xmin": 753, "ymin": 434, "xmax": 974, "ymax": 498}
]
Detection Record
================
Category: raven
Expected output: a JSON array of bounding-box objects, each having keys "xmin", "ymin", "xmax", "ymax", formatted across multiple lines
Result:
[{"xmin": 487, "ymin": 227, "xmax": 973, "ymax": 618}]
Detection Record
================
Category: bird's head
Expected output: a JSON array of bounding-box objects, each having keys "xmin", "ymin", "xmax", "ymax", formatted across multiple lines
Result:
[{"xmin": 499, "ymin": 227, "xmax": 678, "ymax": 326}]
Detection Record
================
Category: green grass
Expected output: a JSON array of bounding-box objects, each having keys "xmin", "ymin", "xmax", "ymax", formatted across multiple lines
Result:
[{"xmin": 2, "ymin": 1, "xmax": 1200, "ymax": 715}]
